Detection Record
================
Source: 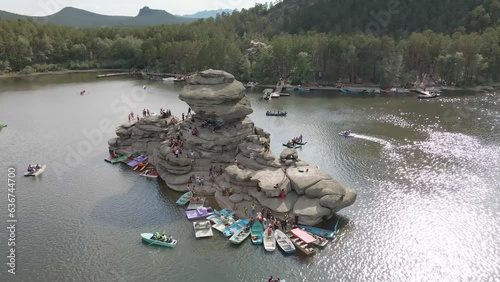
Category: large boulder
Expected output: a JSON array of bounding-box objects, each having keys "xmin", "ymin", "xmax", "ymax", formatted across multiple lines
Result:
[
  {"xmin": 251, "ymin": 169, "xmax": 291, "ymax": 197},
  {"xmin": 304, "ymin": 179, "xmax": 345, "ymax": 198},
  {"xmin": 256, "ymin": 190, "xmax": 299, "ymax": 214},
  {"xmin": 293, "ymin": 196, "xmax": 332, "ymax": 225},
  {"xmin": 286, "ymin": 166, "xmax": 332, "ymax": 194},
  {"xmin": 179, "ymin": 69, "xmax": 253, "ymax": 121}
]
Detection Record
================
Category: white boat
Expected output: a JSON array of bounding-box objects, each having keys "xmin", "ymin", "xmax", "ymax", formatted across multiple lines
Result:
[
  {"xmin": 279, "ymin": 92, "xmax": 290, "ymax": 97},
  {"xmin": 193, "ymin": 221, "xmax": 213, "ymax": 238},
  {"xmin": 229, "ymin": 227, "xmax": 251, "ymax": 244},
  {"xmin": 274, "ymin": 229, "xmax": 296, "ymax": 253},
  {"xmin": 245, "ymin": 82, "xmax": 258, "ymax": 88},
  {"xmin": 24, "ymin": 165, "xmax": 46, "ymax": 177},
  {"xmin": 173, "ymin": 76, "xmax": 187, "ymax": 82},
  {"xmin": 270, "ymin": 92, "xmax": 280, "ymax": 98},
  {"xmin": 207, "ymin": 214, "xmax": 235, "ymax": 233},
  {"xmin": 162, "ymin": 77, "xmax": 175, "ymax": 82},
  {"xmin": 263, "ymin": 229, "xmax": 276, "ymax": 252},
  {"xmin": 186, "ymin": 197, "xmax": 206, "ymax": 210}
]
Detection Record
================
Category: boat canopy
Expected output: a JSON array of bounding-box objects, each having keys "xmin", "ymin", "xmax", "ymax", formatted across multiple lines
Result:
[{"xmin": 291, "ymin": 228, "xmax": 316, "ymax": 244}]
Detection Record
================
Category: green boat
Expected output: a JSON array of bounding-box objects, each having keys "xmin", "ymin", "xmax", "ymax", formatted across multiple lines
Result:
[
  {"xmin": 176, "ymin": 191, "xmax": 193, "ymax": 206},
  {"xmin": 104, "ymin": 154, "xmax": 131, "ymax": 164},
  {"xmin": 251, "ymin": 220, "xmax": 264, "ymax": 244},
  {"xmin": 141, "ymin": 233, "xmax": 177, "ymax": 248},
  {"xmin": 0, "ymin": 123, "xmax": 7, "ymax": 129}
]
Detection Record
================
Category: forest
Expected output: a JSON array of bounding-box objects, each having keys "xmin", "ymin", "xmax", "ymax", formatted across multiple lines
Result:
[{"xmin": 1, "ymin": 1, "xmax": 500, "ymax": 86}]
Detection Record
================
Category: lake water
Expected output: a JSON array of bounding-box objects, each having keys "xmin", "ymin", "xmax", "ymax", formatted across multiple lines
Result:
[{"xmin": 0, "ymin": 73, "xmax": 499, "ymax": 281}]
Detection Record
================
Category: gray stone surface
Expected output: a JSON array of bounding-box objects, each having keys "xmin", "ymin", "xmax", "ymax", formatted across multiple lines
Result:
[{"xmin": 107, "ymin": 69, "xmax": 357, "ymax": 225}]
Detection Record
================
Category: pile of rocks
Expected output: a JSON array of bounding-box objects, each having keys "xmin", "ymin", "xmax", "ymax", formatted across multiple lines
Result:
[{"xmin": 107, "ymin": 69, "xmax": 357, "ymax": 225}]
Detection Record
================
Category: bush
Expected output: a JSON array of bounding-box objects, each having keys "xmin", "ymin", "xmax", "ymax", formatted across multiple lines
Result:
[{"xmin": 20, "ymin": 66, "xmax": 36, "ymax": 74}]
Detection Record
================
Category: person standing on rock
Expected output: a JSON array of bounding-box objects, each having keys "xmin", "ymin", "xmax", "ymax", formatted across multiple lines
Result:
[
  {"xmin": 251, "ymin": 204, "xmax": 256, "ymax": 216},
  {"xmin": 182, "ymin": 113, "xmax": 185, "ymax": 121},
  {"xmin": 280, "ymin": 189, "xmax": 285, "ymax": 201},
  {"xmin": 219, "ymin": 165, "xmax": 224, "ymax": 176},
  {"xmin": 281, "ymin": 218, "xmax": 287, "ymax": 231},
  {"xmin": 137, "ymin": 116, "xmax": 140, "ymax": 121},
  {"xmin": 188, "ymin": 107, "xmax": 191, "ymax": 115},
  {"xmin": 147, "ymin": 109, "xmax": 150, "ymax": 116},
  {"xmin": 200, "ymin": 176, "xmax": 204, "ymax": 186},
  {"xmin": 244, "ymin": 207, "xmax": 248, "ymax": 217},
  {"xmin": 128, "ymin": 114, "xmax": 131, "ymax": 121}
]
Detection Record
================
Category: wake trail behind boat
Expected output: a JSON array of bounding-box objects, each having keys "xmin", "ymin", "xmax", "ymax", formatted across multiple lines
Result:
[{"xmin": 352, "ymin": 134, "xmax": 393, "ymax": 148}]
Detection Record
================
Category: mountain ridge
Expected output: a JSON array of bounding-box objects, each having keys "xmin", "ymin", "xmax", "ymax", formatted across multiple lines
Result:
[
  {"xmin": 181, "ymin": 9, "xmax": 234, "ymax": 18},
  {"xmin": 0, "ymin": 6, "xmax": 196, "ymax": 27}
]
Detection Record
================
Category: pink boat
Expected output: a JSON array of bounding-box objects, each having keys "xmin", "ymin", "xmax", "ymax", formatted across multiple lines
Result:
[
  {"xmin": 185, "ymin": 207, "xmax": 215, "ymax": 220},
  {"xmin": 290, "ymin": 228, "xmax": 316, "ymax": 244}
]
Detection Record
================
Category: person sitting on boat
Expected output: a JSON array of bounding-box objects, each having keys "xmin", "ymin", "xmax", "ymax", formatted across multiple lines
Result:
[
  {"xmin": 167, "ymin": 235, "xmax": 173, "ymax": 243},
  {"xmin": 346, "ymin": 129, "xmax": 351, "ymax": 135},
  {"xmin": 287, "ymin": 140, "xmax": 292, "ymax": 146},
  {"xmin": 155, "ymin": 232, "xmax": 161, "ymax": 240},
  {"xmin": 27, "ymin": 164, "xmax": 33, "ymax": 172},
  {"xmin": 267, "ymin": 225, "xmax": 273, "ymax": 236}
]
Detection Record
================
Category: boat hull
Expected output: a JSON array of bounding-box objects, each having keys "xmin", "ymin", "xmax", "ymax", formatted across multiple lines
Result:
[
  {"xmin": 186, "ymin": 197, "xmax": 206, "ymax": 210},
  {"xmin": 185, "ymin": 207, "xmax": 215, "ymax": 220},
  {"xmin": 141, "ymin": 233, "xmax": 177, "ymax": 248},
  {"xmin": 263, "ymin": 230, "xmax": 276, "ymax": 252},
  {"xmin": 287, "ymin": 232, "xmax": 316, "ymax": 256},
  {"xmin": 24, "ymin": 165, "xmax": 46, "ymax": 177},
  {"xmin": 299, "ymin": 225, "xmax": 335, "ymax": 239},
  {"xmin": 223, "ymin": 219, "xmax": 250, "ymax": 237},
  {"xmin": 193, "ymin": 221, "xmax": 213, "ymax": 238},
  {"xmin": 251, "ymin": 221, "xmax": 264, "ymax": 244},
  {"xmin": 176, "ymin": 191, "xmax": 193, "ymax": 205},
  {"xmin": 338, "ymin": 132, "xmax": 356, "ymax": 138},
  {"xmin": 274, "ymin": 230, "xmax": 295, "ymax": 253},
  {"xmin": 229, "ymin": 228, "xmax": 251, "ymax": 244}
]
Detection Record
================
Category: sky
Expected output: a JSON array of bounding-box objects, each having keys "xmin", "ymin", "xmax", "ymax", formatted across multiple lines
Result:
[{"xmin": 1, "ymin": 0, "xmax": 267, "ymax": 16}]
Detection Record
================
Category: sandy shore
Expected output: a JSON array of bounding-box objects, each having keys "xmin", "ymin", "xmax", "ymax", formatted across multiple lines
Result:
[{"xmin": 0, "ymin": 69, "xmax": 130, "ymax": 79}]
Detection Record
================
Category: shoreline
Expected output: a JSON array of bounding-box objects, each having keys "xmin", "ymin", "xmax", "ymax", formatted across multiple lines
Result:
[
  {"xmin": 0, "ymin": 69, "xmax": 130, "ymax": 79},
  {"xmin": 1, "ymin": 69, "xmax": 498, "ymax": 93},
  {"xmin": 257, "ymin": 84, "xmax": 499, "ymax": 93}
]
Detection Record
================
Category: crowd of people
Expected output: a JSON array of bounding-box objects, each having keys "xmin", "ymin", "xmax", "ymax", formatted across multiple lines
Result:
[{"xmin": 151, "ymin": 232, "xmax": 174, "ymax": 243}]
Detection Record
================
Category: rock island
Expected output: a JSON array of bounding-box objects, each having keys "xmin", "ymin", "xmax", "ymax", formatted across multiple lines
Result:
[{"xmin": 107, "ymin": 69, "xmax": 357, "ymax": 225}]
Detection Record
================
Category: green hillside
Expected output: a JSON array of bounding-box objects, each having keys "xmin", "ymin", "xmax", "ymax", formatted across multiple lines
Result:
[
  {"xmin": 272, "ymin": 0, "xmax": 500, "ymax": 34},
  {"xmin": 1, "ymin": 2, "xmax": 500, "ymax": 87},
  {"xmin": 0, "ymin": 6, "xmax": 195, "ymax": 27}
]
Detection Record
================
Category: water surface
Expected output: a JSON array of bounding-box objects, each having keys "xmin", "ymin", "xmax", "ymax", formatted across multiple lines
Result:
[{"xmin": 0, "ymin": 74, "xmax": 499, "ymax": 281}]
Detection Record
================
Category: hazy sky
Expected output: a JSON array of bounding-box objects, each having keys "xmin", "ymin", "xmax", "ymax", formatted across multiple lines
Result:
[{"xmin": 1, "ymin": 0, "xmax": 266, "ymax": 16}]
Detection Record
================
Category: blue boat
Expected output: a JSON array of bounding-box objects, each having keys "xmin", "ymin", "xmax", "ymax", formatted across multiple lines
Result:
[
  {"xmin": 298, "ymin": 225, "xmax": 335, "ymax": 239},
  {"xmin": 215, "ymin": 208, "xmax": 236, "ymax": 218},
  {"xmin": 223, "ymin": 218, "xmax": 249, "ymax": 237},
  {"xmin": 176, "ymin": 191, "xmax": 193, "ymax": 206}
]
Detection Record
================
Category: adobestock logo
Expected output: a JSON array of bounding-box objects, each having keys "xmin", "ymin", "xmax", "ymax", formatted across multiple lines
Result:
[
  {"xmin": 51, "ymin": 87, "xmax": 149, "ymax": 181},
  {"xmin": 31, "ymin": 0, "xmax": 69, "ymax": 24}
]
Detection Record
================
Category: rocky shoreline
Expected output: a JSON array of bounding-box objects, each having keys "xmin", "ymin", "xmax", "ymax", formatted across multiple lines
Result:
[{"xmin": 107, "ymin": 69, "xmax": 357, "ymax": 225}]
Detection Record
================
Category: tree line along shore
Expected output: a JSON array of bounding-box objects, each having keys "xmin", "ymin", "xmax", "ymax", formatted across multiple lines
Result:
[{"xmin": 1, "ymin": 2, "xmax": 500, "ymax": 88}]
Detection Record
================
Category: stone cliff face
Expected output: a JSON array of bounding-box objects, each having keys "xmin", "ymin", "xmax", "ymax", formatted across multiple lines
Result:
[{"xmin": 108, "ymin": 69, "xmax": 357, "ymax": 225}]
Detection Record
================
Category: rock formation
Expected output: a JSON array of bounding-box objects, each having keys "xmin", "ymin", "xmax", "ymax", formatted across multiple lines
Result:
[{"xmin": 108, "ymin": 69, "xmax": 357, "ymax": 225}]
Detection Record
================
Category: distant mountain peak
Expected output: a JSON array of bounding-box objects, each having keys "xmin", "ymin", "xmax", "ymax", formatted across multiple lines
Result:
[{"xmin": 137, "ymin": 6, "xmax": 172, "ymax": 17}]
